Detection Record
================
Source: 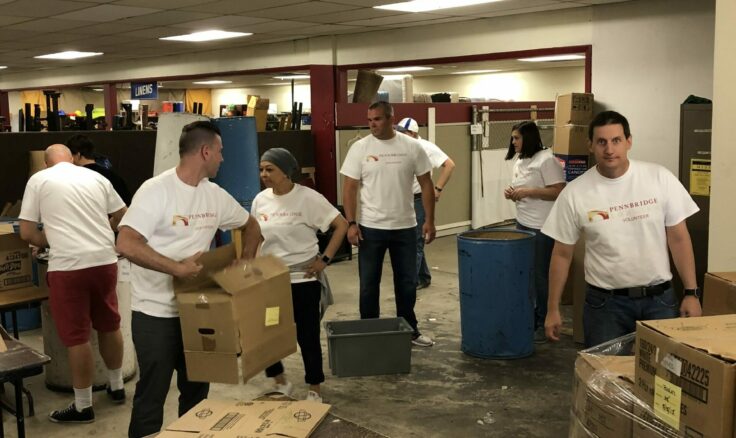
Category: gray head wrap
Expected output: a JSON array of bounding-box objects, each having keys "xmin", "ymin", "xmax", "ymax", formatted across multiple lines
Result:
[{"xmin": 260, "ymin": 147, "xmax": 299, "ymax": 180}]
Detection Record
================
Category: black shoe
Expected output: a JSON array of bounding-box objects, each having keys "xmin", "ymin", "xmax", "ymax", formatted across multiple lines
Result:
[
  {"xmin": 416, "ymin": 281, "xmax": 431, "ymax": 290},
  {"xmin": 107, "ymin": 386, "xmax": 126, "ymax": 404},
  {"xmin": 49, "ymin": 403, "xmax": 95, "ymax": 424}
]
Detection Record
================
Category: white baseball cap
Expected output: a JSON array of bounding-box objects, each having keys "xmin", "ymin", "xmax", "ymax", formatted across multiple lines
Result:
[{"xmin": 396, "ymin": 117, "xmax": 419, "ymax": 133}]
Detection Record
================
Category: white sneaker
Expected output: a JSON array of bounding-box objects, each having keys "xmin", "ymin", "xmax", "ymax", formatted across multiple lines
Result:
[
  {"xmin": 305, "ymin": 390, "xmax": 323, "ymax": 403},
  {"xmin": 412, "ymin": 334, "xmax": 435, "ymax": 347},
  {"xmin": 272, "ymin": 381, "xmax": 293, "ymax": 396}
]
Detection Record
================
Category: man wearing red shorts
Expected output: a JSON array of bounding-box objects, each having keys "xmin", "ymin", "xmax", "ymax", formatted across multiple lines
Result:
[{"xmin": 19, "ymin": 144, "xmax": 127, "ymax": 423}]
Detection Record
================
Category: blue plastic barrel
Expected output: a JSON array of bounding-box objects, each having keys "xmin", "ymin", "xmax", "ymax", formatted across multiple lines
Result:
[{"xmin": 457, "ymin": 229, "xmax": 535, "ymax": 358}]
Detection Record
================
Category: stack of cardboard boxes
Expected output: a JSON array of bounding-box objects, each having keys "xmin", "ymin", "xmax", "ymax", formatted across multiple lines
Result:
[
  {"xmin": 553, "ymin": 93, "xmax": 595, "ymax": 182},
  {"xmin": 246, "ymin": 95, "xmax": 270, "ymax": 132}
]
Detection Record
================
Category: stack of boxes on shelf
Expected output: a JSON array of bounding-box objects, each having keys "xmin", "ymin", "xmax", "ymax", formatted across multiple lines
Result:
[{"xmin": 553, "ymin": 92, "xmax": 594, "ymax": 182}]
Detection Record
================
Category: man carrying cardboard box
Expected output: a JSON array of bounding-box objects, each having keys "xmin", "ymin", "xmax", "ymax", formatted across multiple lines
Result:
[
  {"xmin": 19, "ymin": 144, "xmax": 127, "ymax": 424},
  {"xmin": 542, "ymin": 111, "xmax": 702, "ymax": 347},
  {"xmin": 116, "ymin": 120, "xmax": 261, "ymax": 438}
]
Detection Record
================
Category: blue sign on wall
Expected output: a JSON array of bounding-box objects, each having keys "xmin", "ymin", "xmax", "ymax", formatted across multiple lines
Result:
[{"xmin": 130, "ymin": 82, "xmax": 158, "ymax": 100}]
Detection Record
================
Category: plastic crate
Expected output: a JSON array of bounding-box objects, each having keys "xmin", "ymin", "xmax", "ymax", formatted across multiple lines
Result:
[{"xmin": 325, "ymin": 317, "xmax": 413, "ymax": 377}]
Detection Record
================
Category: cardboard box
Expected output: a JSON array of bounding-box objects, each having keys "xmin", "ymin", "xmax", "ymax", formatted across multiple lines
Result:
[
  {"xmin": 175, "ymin": 245, "xmax": 297, "ymax": 384},
  {"xmin": 703, "ymin": 272, "xmax": 736, "ymax": 316},
  {"xmin": 0, "ymin": 229, "xmax": 33, "ymax": 292},
  {"xmin": 555, "ymin": 93, "xmax": 594, "ymax": 125},
  {"xmin": 158, "ymin": 399, "xmax": 330, "ymax": 438},
  {"xmin": 245, "ymin": 96, "xmax": 270, "ymax": 132},
  {"xmin": 554, "ymin": 125, "xmax": 590, "ymax": 156},
  {"xmin": 570, "ymin": 354, "xmax": 636, "ymax": 438},
  {"xmin": 634, "ymin": 315, "xmax": 736, "ymax": 438}
]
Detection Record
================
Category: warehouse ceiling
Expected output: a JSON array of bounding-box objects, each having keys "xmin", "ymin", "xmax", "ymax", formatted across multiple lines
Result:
[{"xmin": 0, "ymin": 0, "xmax": 633, "ymax": 78}]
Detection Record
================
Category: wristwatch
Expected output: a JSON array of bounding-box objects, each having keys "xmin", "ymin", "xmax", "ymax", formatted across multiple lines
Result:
[
  {"xmin": 683, "ymin": 287, "xmax": 701, "ymax": 298},
  {"xmin": 435, "ymin": 186, "xmax": 443, "ymax": 192},
  {"xmin": 348, "ymin": 220, "xmax": 357, "ymax": 227},
  {"xmin": 318, "ymin": 253, "xmax": 331, "ymax": 264}
]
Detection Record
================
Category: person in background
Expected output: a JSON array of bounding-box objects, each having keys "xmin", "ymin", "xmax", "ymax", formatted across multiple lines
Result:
[
  {"xmin": 504, "ymin": 121, "xmax": 566, "ymax": 344},
  {"xmin": 253, "ymin": 148, "xmax": 348, "ymax": 403},
  {"xmin": 543, "ymin": 111, "xmax": 702, "ymax": 347},
  {"xmin": 341, "ymin": 101, "xmax": 437, "ymax": 347},
  {"xmin": 66, "ymin": 134, "xmax": 132, "ymax": 205},
  {"xmin": 116, "ymin": 121, "xmax": 261, "ymax": 438},
  {"xmin": 395, "ymin": 117, "xmax": 455, "ymax": 290},
  {"xmin": 19, "ymin": 144, "xmax": 127, "ymax": 424}
]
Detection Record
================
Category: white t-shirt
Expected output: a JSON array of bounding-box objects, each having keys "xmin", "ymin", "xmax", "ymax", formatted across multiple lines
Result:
[
  {"xmin": 541, "ymin": 160, "xmax": 699, "ymax": 289},
  {"xmin": 411, "ymin": 137, "xmax": 449, "ymax": 194},
  {"xmin": 19, "ymin": 162, "xmax": 124, "ymax": 272},
  {"xmin": 119, "ymin": 168, "xmax": 249, "ymax": 318},
  {"xmin": 340, "ymin": 133, "xmax": 432, "ymax": 229},
  {"xmin": 511, "ymin": 148, "xmax": 566, "ymax": 229},
  {"xmin": 251, "ymin": 184, "xmax": 339, "ymax": 283}
]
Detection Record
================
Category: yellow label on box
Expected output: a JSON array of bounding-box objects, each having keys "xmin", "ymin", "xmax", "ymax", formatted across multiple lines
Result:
[
  {"xmin": 689, "ymin": 158, "xmax": 710, "ymax": 196},
  {"xmin": 265, "ymin": 307, "xmax": 280, "ymax": 326},
  {"xmin": 654, "ymin": 375, "xmax": 681, "ymax": 430}
]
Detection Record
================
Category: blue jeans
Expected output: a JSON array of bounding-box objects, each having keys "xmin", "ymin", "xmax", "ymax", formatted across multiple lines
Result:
[
  {"xmin": 414, "ymin": 196, "xmax": 431, "ymax": 286},
  {"xmin": 583, "ymin": 285, "xmax": 679, "ymax": 348},
  {"xmin": 358, "ymin": 225, "xmax": 420, "ymax": 335},
  {"xmin": 516, "ymin": 223, "xmax": 554, "ymax": 330}
]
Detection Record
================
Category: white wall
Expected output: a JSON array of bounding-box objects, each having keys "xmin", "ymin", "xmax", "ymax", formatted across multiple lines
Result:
[
  {"xmin": 591, "ymin": 0, "xmax": 715, "ymax": 173},
  {"xmin": 413, "ymin": 67, "xmax": 585, "ymax": 101},
  {"xmin": 709, "ymin": 0, "xmax": 736, "ymax": 271},
  {"xmin": 211, "ymin": 84, "xmax": 311, "ymax": 116}
]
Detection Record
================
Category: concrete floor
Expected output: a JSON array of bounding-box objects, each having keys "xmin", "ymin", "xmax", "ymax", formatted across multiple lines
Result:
[{"xmin": 3, "ymin": 235, "xmax": 579, "ymax": 437}]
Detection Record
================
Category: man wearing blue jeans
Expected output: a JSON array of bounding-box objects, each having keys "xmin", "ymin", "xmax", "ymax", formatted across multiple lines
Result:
[
  {"xmin": 341, "ymin": 102, "xmax": 437, "ymax": 347},
  {"xmin": 542, "ymin": 111, "xmax": 702, "ymax": 347},
  {"xmin": 395, "ymin": 117, "xmax": 455, "ymax": 290}
]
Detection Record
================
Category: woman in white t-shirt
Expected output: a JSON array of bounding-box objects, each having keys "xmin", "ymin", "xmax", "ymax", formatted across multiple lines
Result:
[
  {"xmin": 253, "ymin": 148, "xmax": 348, "ymax": 403},
  {"xmin": 503, "ymin": 121, "xmax": 566, "ymax": 343}
]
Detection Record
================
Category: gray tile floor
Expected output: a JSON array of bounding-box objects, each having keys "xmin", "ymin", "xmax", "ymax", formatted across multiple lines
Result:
[{"xmin": 2, "ymin": 235, "xmax": 579, "ymax": 437}]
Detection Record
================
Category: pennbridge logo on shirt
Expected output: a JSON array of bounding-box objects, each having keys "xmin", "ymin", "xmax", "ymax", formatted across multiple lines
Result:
[
  {"xmin": 587, "ymin": 210, "xmax": 610, "ymax": 222},
  {"xmin": 172, "ymin": 215, "xmax": 189, "ymax": 226},
  {"xmin": 259, "ymin": 213, "xmax": 269, "ymax": 222},
  {"xmin": 365, "ymin": 155, "xmax": 379, "ymax": 162}
]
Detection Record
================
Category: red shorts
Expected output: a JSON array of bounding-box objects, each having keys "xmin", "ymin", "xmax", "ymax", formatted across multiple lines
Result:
[{"xmin": 47, "ymin": 263, "xmax": 121, "ymax": 347}]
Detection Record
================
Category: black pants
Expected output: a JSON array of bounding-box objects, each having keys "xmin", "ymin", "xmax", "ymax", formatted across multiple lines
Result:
[
  {"xmin": 265, "ymin": 281, "xmax": 325, "ymax": 385},
  {"xmin": 128, "ymin": 311, "xmax": 209, "ymax": 438}
]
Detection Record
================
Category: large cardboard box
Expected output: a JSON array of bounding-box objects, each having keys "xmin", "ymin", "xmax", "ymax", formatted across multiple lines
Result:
[
  {"xmin": 246, "ymin": 96, "xmax": 269, "ymax": 132},
  {"xmin": 570, "ymin": 354, "xmax": 636, "ymax": 438},
  {"xmin": 634, "ymin": 315, "xmax": 736, "ymax": 438},
  {"xmin": 703, "ymin": 272, "xmax": 736, "ymax": 316},
  {"xmin": 0, "ymin": 228, "xmax": 33, "ymax": 292},
  {"xmin": 175, "ymin": 245, "xmax": 297, "ymax": 384},
  {"xmin": 555, "ymin": 93, "xmax": 594, "ymax": 125},
  {"xmin": 158, "ymin": 399, "xmax": 330, "ymax": 438},
  {"xmin": 554, "ymin": 125, "xmax": 590, "ymax": 156}
]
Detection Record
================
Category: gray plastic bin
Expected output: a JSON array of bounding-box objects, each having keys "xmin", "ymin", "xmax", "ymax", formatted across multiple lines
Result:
[{"xmin": 325, "ymin": 317, "xmax": 413, "ymax": 377}]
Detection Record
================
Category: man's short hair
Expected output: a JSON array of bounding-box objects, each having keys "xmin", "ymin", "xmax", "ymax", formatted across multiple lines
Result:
[
  {"xmin": 368, "ymin": 101, "xmax": 393, "ymax": 118},
  {"xmin": 588, "ymin": 111, "xmax": 631, "ymax": 141},
  {"xmin": 66, "ymin": 134, "xmax": 95, "ymax": 159},
  {"xmin": 179, "ymin": 120, "xmax": 222, "ymax": 157}
]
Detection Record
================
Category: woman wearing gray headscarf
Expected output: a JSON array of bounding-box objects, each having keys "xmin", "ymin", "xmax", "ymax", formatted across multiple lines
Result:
[{"xmin": 253, "ymin": 148, "xmax": 348, "ymax": 402}]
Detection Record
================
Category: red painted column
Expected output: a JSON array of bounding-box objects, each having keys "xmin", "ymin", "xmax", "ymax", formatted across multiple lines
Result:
[
  {"xmin": 309, "ymin": 65, "xmax": 337, "ymax": 204},
  {"xmin": 103, "ymin": 83, "xmax": 117, "ymax": 131},
  {"xmin": 0, "ymin": 91, "xmax": 9, "ymax": 131}
]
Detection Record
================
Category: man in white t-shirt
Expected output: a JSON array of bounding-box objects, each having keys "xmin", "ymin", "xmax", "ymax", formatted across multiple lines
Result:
[
  {"xmin": 395, "ymin": 117, "xmax": 455, "ymax": 290},
  {"xmin": 542, "ymin": 111, "xmax": 702, "ymax": 347},
  {"xmin": 19, "ymin": 144, "xmax": 127, "ymax": 424},
  {"xmin": 341, "ymin": 101, "xmax": 437, "ymax": 347},
  {"xmin": 116, "ymin": 121, "xmax": 261, "ymax": 438}
]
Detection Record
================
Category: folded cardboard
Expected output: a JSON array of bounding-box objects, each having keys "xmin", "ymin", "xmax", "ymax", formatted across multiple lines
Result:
[
  {"xmin": 703, "ymin": 272, "xmax": 736, "ymax": 316},
  {"xmin": 634, "ymin": 315, "xmax": 736, "ymax": 438},
  {"xmin": 554, "ymin": 125, "xmax": 590, "ymax": 156},
  {"xmin": 0, "ymin": 229, "xmax": 33, "ymax": 292},
  {"xmin": 175, "ymin": 245, "xmax": 296, "ymax": 384},
  {"xmin": 555, "ymin": 93, "xmax": 594, "ymax": 125},
  {"xmin": 158, "ymin": 399, "xmax": 330, "ymax": 438},
  {"xmin": 570, "ymin": 354, "xmax": 636, "ymax": 438}
]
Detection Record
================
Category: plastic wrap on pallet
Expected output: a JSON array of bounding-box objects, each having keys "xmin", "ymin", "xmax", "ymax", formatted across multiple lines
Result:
[{"xmin": 569, "ymin": 333, "xmax": 679, "ymax": 438}]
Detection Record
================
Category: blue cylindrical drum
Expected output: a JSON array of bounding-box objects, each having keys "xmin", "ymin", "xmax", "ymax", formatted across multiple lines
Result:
[
  {"xmin": 457, "ymin": 229, "xmax": 535, "ymax": 358},
  {"xmin": 211, "ymin": 117, "xmax": 260, "ymax": 213}
]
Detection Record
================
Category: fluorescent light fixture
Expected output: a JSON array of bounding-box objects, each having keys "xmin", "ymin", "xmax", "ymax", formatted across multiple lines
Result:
[
  {"xmin": 273, "ymin": 75, "xmax": 310, "ymax": 80},
  {"xmin": 451, "ymin": 69, "xmax": 501, "ymax": 75},
  {"xmin": 518, "ymin": 54, "xmax": 585, "ymax": 62},
  {"xmin": 92, "ymin": 88, "xmax": 104, "ymax": 92},
  {"xmin": 161, "ymin": 30, "xmax": 251, "ymax": 42},
  {"xmin": 382, "ymin": 75, "xmax": 410, "ymax": 80},
  {"xmin": 0, "ymin": 66, "xmax": 7, "ymax": 69},
  {"xmin": 35, "ymin": 51, "xmax": 103, "ymax": 60},
  {"xmin": 192, "ymin": 80, "xmax": 232, "ymax": 85},
  {"xmin": 377, "ymin": 66, "xmax": 433, "ymax": 73},
  {"xmin": 376, "ymin": 0, "xmax": 502, "ymax": 13}
]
